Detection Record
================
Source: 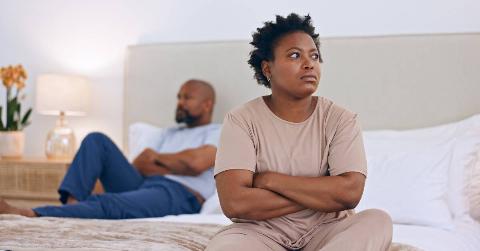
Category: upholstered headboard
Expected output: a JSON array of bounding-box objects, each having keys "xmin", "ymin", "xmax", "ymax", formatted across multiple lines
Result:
[{"xmin": 123, "ymin": 33, "xmax": 480, "ymax": 150}]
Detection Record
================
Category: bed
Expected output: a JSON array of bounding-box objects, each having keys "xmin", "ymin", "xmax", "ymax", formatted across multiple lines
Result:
[
  {"xmin": 122, "ymin": 33, "xmax": 480, "ymax": 250},
  {"xmin": 1, "ymin": 33, "xmax": 480, "ymax": 250}
]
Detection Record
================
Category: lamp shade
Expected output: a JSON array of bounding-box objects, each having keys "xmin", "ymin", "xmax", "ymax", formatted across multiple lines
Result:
[{"xmin": 36, "ymin": 74, "xmax": 91, "ymax": 116}]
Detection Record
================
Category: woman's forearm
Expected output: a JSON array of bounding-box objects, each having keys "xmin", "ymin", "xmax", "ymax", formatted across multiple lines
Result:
[
  {"xmin": 255, "ymin": 172, "xmax": 365, "ymax": 212},
  {"xmin": 216, "ymin": 170, "xmax": 304, "ymax": 221},
  {"xmin": 222, "ymin": 186, "xmax": 304, "ymax": 221},
  {"xmin": 224, "ymin": 186, "xmax": 305, "ymax": 221}
]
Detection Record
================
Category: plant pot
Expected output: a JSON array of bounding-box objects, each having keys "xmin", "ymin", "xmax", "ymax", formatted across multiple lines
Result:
[{"xmin": 0, "ymin": 131, "xmax": 25, "ymax": 158}]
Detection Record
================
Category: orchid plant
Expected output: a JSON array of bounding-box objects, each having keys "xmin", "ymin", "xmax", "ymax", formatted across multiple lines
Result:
[{"xmin": 0, "ymin": 64, "xmax": 32, "ymax": 131}]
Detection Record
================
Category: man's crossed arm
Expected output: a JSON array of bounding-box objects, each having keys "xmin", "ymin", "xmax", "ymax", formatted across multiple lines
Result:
[{"xmin": 132, "ymin": 145, "xmax": 217, "ymax": 176}]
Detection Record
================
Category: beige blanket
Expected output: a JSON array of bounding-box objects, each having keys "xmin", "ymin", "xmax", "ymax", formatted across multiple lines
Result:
[{"xmin": 0, "ymin": 215, "xmax": 421, "ymax": 251}]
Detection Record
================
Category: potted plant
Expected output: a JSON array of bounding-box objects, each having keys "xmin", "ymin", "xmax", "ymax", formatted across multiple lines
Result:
[{"xmin": 0, "ymin": 64, "xmax": 32, "ymax": 158}]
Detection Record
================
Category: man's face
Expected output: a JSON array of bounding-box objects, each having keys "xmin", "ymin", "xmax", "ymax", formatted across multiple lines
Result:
[{"xmin": 175, "ymin": 83, "xmax": 207, "ymax": 125}]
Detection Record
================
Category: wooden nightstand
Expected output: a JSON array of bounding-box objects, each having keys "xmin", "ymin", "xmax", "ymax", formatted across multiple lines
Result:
[
  {"xmin": 0, "ymin": 157, "xmax": 70, "ymax": 208},
  {"xmin": 0, "ymin": 157, "xmax": 104, "ymax": 208}
]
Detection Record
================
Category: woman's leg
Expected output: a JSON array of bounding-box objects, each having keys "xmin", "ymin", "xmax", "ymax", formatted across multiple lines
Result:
[
  {"xmin": 206, "ymin": 227, "xmax": 287, "ymax": 251},
  {"xmin": 302, "ymin": 209, "xmax": 393, "ymax": 251}
]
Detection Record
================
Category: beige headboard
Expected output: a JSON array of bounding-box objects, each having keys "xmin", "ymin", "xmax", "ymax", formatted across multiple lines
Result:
[{"xmin": 124, "ymin": 33, "xmax": 480, "ymax": 150}]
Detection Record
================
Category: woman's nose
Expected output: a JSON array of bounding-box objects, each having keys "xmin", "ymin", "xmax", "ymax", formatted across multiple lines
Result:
[{"xmin": 303, "ymin": 59, "xmax": 314, "ymax": 70}]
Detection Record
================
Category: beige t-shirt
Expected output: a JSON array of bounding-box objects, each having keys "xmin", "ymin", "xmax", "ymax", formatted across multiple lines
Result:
[{"xmin": 214, "ymin": 96, "xmax": 367, "ymax": 249}]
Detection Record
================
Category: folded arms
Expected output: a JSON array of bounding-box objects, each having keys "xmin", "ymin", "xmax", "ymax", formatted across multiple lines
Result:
[
  {"xmin": 132, "ymin": 145, "xmax": 217, "ymax": 176},
  {"xmin": 216, "ymin": 169, "xmax": 365, "ymax": 221}
]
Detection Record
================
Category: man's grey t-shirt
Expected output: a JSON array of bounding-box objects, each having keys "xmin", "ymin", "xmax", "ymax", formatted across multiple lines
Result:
[{"xmin": 155, "ymin": 123, "xmax": 221, "ymax": 199}]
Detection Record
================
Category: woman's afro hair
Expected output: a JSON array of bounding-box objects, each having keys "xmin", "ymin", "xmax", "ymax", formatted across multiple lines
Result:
[{"xmin": 247, "ymin": 13, "xmax": 321, "ymax": 88}]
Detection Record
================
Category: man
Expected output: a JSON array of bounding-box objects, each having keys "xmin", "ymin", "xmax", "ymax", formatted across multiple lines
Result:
[{"xmin": 0, "ymin": 79, "xmax": 220, "ymax": 219}]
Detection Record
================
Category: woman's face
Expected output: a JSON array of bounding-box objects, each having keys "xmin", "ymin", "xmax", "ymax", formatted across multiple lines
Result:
[{"xmin": 263, "ymin": 31, "xmax": 321, "ymax": 99}]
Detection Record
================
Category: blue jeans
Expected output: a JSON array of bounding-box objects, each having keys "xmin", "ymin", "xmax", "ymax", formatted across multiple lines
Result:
[{"xmin": 33, "ymin": 132, "xmax": 201, "ymax": 219}]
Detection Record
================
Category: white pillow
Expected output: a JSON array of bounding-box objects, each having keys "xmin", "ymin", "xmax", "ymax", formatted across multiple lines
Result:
[
  {"xmin": 465, "ymin": 148, "xmax": 480, "ymax": 221},
  {"xmin": 357, "ymin": 142, "xmax": 454, "ymax": 229},
  {"xmin": 448, "ymin": 128, "xmax": 480, "ymax": 219},
  {"xmin": 362, "ymin": 114, "xmax": 480, "ymax": 221},
  {"xmin": 128, "ymin": 122, "xmax": 165, "ymax": 161}
]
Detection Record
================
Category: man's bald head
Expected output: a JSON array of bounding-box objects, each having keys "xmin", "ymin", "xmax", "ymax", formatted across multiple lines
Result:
[
  {"xmin": 176, "ymin": 79, "xmax": 216, "ymax": 127},
  {"xmin": 182, "ymin": 79, "xmax": 216, "ymax": 104}
]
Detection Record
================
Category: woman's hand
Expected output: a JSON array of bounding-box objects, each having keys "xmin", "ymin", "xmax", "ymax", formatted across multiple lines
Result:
[
  {"xmin": 253, "ymin": 171, "xmax": 281, "ymax": 190},
  {"xmin": 215, "ymin": 169, "xmax": 305, "ymax": 220},
  {"xmin": 253, "ymin": 171, "xmax": 366, "ymax": 212}
]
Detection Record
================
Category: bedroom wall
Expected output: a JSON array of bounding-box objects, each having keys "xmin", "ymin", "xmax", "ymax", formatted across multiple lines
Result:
[{"xmin": 0, "ymin": 0, "xmax": 479, "ymax": 156}]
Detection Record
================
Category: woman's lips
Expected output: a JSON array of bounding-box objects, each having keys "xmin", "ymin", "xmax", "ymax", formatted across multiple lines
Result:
[{"xmin": 300, "ymin": 75, "xmax": 317, "ymax": 82}]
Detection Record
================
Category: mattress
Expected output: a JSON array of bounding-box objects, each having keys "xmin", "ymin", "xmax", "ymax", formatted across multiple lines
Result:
[
  {"xmin": 1, "ymin": 213, "xmax": 478, "ymax": 250},
  {"xmin": 0, "ymin": 214, "xmax": 417, "ymax": 251}
]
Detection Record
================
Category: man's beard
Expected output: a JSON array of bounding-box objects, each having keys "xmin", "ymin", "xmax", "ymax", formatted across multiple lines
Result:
[{"xmin": 175, "ymin": 108, "xmax": 201, "ymax": 125}]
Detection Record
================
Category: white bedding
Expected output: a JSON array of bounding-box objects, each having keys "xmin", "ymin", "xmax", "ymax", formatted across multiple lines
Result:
[
  {"xmin": 393, "ymin": 217, "xmax": 480, "ymax": 251},
  {"xmin": 140, "ymin": 213, "xmax": 232, "ymax": 225},
  {"xmin": 126, "ymin": 115, "xmax": 480, "ymax": 251},
  {"xmin": 138, "ymin": 213, "xmax": 480, "ymax": 251}
]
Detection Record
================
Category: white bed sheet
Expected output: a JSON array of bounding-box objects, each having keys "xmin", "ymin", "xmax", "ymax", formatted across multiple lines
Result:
[
  {"xmin": 144, "ymin": 213, "xmax": 232, "ymax": 225},
  {"xmin": 393, "ymin": 217, "xmax": 480, "ymax": 251},
  {"xmin": 138, "ymin": 214, "xmax": 480, "ymax": 251}
]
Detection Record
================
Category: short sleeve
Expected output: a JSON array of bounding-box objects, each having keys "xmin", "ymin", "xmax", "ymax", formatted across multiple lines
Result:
[
  {"xmin": 327, "ymin": 113, "xmax": 368, "ymax": 177},
  {"xmin": 214, "ymin": 113, "xmax": 256, "ymax": 176},
  {"xmin": 203, "ymin": 124, "xmax": 221, "ymax": 147}
]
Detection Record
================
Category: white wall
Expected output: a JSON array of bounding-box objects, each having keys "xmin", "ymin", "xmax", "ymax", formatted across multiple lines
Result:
[{"xmin": 1, "ymin": 0, "xmax": 479, "ymax": 156}]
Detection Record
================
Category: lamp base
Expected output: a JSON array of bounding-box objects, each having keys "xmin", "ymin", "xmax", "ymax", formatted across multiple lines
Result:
[{"xmin": 45, "ymin": 113, "xmax": 76, "ymax": 160}]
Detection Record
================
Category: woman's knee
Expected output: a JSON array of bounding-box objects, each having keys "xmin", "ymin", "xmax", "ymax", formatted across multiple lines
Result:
[
  {"xmin": 206, "ymin": 228, "xmax": 281, "ymax": 251},
  {"xmin": 206, "ymin": 233, "xmax": 249, "ymax": 251},
  {"xmin": 358, "ymin": 209, "xmax": 393, "ymax": 237}
]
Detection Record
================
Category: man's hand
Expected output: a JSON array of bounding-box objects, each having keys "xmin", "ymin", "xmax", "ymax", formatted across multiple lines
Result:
[
  {"xmin": 132, "ymin": 148, "xmax": 170, "ymax": 176},
  {"xmin": 133, "ymin": 145, "xmax": 216, "ymax": 177}
]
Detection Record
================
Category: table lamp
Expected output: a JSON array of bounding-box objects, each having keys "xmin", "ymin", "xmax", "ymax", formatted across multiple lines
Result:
[{"xmin": 36, "ymin": 74, "xmax": 91, "ymax": 159}]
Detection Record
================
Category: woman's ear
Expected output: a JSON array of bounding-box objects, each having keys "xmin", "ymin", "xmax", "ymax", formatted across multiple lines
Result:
[{"xmin": 261, "ymin": 60, "xmax": 271, "ymax": 80}]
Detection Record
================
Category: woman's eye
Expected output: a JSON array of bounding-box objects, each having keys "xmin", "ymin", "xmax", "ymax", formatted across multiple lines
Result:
[
  {"xmin": 289, "ymin": 52, "xmax": 300, "ymax": 59},
  {"xmin": 312, "ymin": 53, "xmax": 319, "ymax": 60}
]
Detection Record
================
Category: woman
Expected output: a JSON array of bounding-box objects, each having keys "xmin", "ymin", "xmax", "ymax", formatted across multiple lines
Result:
[{"xmin": 207, "ymin": 13, "xmax": 393, "ymax": 251}]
